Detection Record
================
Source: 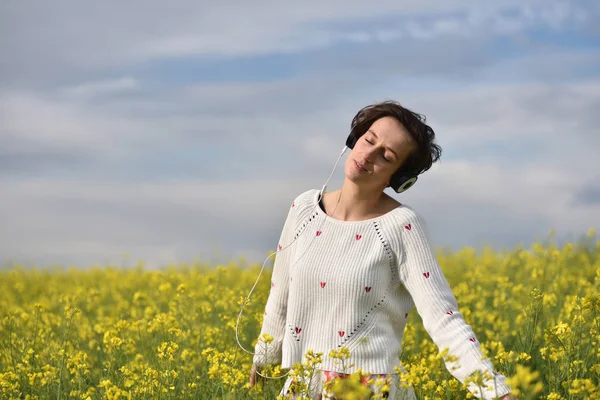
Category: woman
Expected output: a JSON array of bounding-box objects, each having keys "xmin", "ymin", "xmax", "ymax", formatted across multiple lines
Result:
[{"xmin": 249, "ymin": 101, "xmax": 517, "ymax": 399}]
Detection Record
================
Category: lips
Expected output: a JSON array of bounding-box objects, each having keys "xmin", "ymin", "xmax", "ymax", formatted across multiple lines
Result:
[{"xmin": 354, "ymin": 160, "xmax": 367, "ymax": 172}]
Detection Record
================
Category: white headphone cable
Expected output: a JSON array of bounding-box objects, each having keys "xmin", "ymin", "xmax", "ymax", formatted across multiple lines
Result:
[{"xmin": 235, "ymin": 145, "xmax": 348, "ymax": 380}]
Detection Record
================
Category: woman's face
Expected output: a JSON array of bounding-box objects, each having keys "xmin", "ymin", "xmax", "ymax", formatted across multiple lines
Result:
[{"xmin": 344, "ymin": 116, "xmax": 416, "ymax": 191}]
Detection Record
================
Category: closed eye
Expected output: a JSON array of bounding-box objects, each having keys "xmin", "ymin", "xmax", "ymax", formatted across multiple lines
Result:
[{"xmin": 365, "ymin": 138, "xmax": 392, "ymax": 162}]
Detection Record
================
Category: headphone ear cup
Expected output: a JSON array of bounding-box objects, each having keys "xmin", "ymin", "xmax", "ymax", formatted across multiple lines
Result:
[
  {"xmin": 390, "ymin": 174, "xmax": 418, "ymax": 193},
  {"xmin": 346, "ymin": 132, "xmax": 358, "ymax": 149}
]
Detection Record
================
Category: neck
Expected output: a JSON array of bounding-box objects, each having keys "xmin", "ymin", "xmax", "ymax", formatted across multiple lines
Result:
[{"xmin": 329, "ymin": 179, "xmax": 386, "ymax": 221}]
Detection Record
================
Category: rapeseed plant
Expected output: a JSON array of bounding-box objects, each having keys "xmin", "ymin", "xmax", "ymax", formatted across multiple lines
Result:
[{"xmin": 0, "ymin": 231, "xmax": 597, "ymax": 399}]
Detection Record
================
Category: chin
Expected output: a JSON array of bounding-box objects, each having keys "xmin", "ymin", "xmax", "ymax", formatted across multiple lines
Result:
[{"xmin": 344, "ymin": 171, "xmax": 367, "ymax": 185}]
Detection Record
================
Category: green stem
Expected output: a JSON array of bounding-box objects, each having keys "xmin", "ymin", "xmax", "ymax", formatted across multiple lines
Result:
[{"xmin": 57, "ymin": 310, "xmax": 75, "ymax": 400}]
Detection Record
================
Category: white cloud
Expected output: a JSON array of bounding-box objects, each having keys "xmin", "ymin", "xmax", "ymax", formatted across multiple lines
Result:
[
  {"xmin": 2, "ymin": 75, "xmax": 599, "ymax": 266},
  {"xmin": 0, "ymin": 91, "xmax": 158, "ymax": 159},
  {"xmin": 112, "ymin": 2, "xmax": 592, "ymax": 60},
  {"xmin": 63, "ymin": 77, "xmax": 139, "ymax": 99},
  {"xmin": 0, "ymin": 0, "xmax": 598, "ymax": 267},
  {"xmin": 0, "ymin": 179, "xmax": 312, "ymax": 268},
  {"xmin": 2, "ymin": 71, "xmax": 598, "ymax": 180},
  {"xmin": 0, "ymin": 0, "xmax": 592, "ymax": 82},
  {"xmin": 388, "ymin": 80, "xmax": 600, "ymax": 172},
  {"xmin": 1, "ymin": 155, "xmax": 596, "ymax": 268},
  {"xmin": 1, "ymin": 92, "xmax": 120, "ymax": 153}
]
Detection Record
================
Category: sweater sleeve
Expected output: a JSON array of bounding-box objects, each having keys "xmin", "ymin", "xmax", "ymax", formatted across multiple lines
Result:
[
  {"xmin": 397, "ymin": 210, "xmax": 513, "ymax": 400},
  {"xmin": 252, "ymin": 199, "xmax": 297, "ymax": 368}
]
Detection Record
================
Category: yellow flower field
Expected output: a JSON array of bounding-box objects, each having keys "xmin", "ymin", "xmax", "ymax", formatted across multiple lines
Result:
[{"xmin": 1, "ymin": 229, "xmax": 599, "ymax": 399}]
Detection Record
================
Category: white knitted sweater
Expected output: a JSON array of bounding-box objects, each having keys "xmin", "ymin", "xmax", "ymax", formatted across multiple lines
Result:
[{"xmin": 253, "ymin": 189, "xmax": 512, "ymax": 399}]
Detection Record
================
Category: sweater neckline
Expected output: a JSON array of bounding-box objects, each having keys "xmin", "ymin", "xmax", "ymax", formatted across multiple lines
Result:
[{"xmin": 312, "ymin": 189, "xmax": 404, "ymax": 225}]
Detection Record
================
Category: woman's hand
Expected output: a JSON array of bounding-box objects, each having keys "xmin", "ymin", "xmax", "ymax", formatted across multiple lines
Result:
[{"xmin": 249, "ymin": 364, "xmax": 264, "ymax": 388}]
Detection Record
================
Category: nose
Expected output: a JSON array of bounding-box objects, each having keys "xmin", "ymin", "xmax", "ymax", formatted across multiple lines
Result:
[{"xmin": 362, "ymin": 147, "xmax": 377, "ymax": 162}]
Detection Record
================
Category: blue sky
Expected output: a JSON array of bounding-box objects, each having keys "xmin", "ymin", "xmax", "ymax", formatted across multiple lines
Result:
[{"xmin": 1, "ymin": 0, "xmax": 599, "ymax": 268}]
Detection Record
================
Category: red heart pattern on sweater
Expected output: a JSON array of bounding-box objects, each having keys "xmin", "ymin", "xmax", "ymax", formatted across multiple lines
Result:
[
  {"xmin": 338, "ymin": 331, "xmax": 345, "ymax": 337},
  {"xmin": 292, "ymin": 202, "xmax": 295, "ymax": 207},
  {"xmin": 271, "ymin": 282, "xmax": 275, "ymax": 287},
  {"xmin": 405, "ymin": 224, "xmax": 412, "ymax": 230},
  {"xmin": 296, "ymin": 327, "xmax": 302, "ymax": 334},
  {"xmin": 278, "ymin": 244, "xmax": 282, "ymax": 250},
  {"xmin": 356, "ymin": 234, "xmax": 362, "ymax": 240},
  {"xmin": 446, "ymin": 311, "xmax": 454, "ymax": 315},
  {"xmin": 423, "ymin": 272, "xmax": 430, "ymax": 278},
  {"xmin": 316, "ymin": 231, "xmax": 322, "ymax": 236},
  {"xmin": 365, "ymin": 286, "xmax": 371, "ymax": 292},
  {"xmin": 320, "ymin": 282, "xmax": 326, "ymax": 288},
  {"xmin": 469, "ymin": 337, "xmax": 476, "ymax": 342}
]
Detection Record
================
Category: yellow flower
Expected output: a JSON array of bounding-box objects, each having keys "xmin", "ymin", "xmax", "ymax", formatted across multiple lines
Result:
[
  {"xmin": 505, "ymin": 365, "xmax": 544, "ymax": 398},
  {"xmin": 0, "ymin": 235, "xmax": 597, "ymax": 398}
]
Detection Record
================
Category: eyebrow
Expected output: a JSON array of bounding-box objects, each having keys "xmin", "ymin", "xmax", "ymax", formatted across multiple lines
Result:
[{"xmin": 368, "ymin": 129, "xmax": 399, "ymax": 159}]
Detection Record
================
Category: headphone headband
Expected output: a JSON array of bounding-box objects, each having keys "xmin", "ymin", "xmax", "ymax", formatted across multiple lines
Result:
[{"xmin": 346, "ymin": 131, "xmax": 418, "ymax": 193}]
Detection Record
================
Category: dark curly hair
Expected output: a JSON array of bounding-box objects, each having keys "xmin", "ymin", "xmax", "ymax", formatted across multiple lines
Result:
[{"xmin": 349, "ymin": 100, "xmax": 442, "ymax": 177}]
